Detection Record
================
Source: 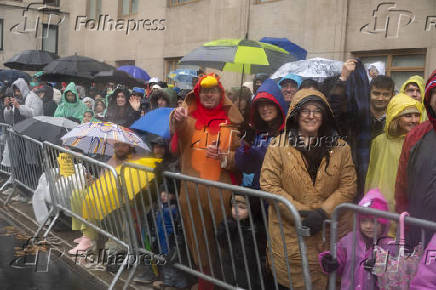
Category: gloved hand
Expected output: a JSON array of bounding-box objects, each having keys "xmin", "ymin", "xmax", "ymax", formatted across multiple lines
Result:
[
  {"xmin": 299, "ymin": 208, "xmax": 328, "ymax": 236},
  {"xmin": 363, "ymin": 258, "xmax": 376, "ymax": 272},
  {"xmin": 321, "ymin": 253, "xmax": 339, "ymax": 273}
]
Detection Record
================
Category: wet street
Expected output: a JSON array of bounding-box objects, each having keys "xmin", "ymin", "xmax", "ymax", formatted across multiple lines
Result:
[{"xmin": 0, "ymin": 212, "xmax": 105, "ymax": 290}]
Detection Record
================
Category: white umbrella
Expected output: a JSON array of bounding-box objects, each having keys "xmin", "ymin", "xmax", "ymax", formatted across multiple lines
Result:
[
  {"xmin": 271, "ymin": 57, "xmax": 343, "ymax": 79},
  {"xmin": 61, "ymin": 121, "xmax": 150, "ymax": 156}
]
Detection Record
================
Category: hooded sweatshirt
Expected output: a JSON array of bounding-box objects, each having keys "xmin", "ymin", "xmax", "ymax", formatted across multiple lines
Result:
[
  {"xmin": 235, "ymin": 79, "xmax": 286, "ymax": 189},
  {"xmin": 38, "ymin": 85, "xmax": 58, "ymax": 116},
  {"xmin": 54, "ymin": 82, "xmax": 88, "ymax": 121},
  {"xmin": 365, "ymin": 93, "xmax": 424, "ymax": 212},
  {"xmin": 4, "ymin": 78, "xmax": 43, "ymax": 124},
  {"xmin": 319, "ymin": 189, "xmax": 393, "ymax": 290}
]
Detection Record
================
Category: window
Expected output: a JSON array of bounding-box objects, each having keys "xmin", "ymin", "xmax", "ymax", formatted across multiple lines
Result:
[
  {"xmin": 43, "ymin": 0, "xmax": 60, "ymax": 6},
  {"xmin": 0, "ymin": 19, "xmax": 3, "ymax": 51},
  {"xmin": 168, "ymin": 0, "xmax": 197, "ymax": 7},
  {"xmin": 42, "ymin": 24, "xmax": 58, "ymax": 54},
  {"xmin": 355, "ymin": 49, "xmax": 426, "ymax": 92},
  {"xmin": 115, "ymin": 60, "xmax": 135, "ymax": 67},
  {"xmin": 87, "ymin": 0, "xmax": 101, "ymax": 19},
  {"xmin": 164, "ymin": 57, "xmax": 182, "ymax": 83},
  {"xmin": 119, "ymin": 0, "xmax": 138, "ymax": 16}
]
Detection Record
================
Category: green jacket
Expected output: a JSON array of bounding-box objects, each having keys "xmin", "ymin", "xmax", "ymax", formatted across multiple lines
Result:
[{"xmin": 54, "ymin": 82, "xmax": 88, "ymax": 121}]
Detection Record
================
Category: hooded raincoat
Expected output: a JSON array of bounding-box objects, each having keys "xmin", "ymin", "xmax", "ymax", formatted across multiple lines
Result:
[
  {"xmin": 400, "ymin": 75, "xmax": 427, "ymax": 121},
  {"xmin": 260, "ymin": 89, "xmax": 357, "ymax": 289},
  {"xmin": 4, "ymin": 78, "xmax": 43, "ymax": 124},
  {"xmin": 319, "ymin": 189, "xmax": 393, "ymax": 290},
  {"xmin": 235, "ymin": 78, "xmax": 286, "ymax": 189},
  {"xmin": 169, "ymin": 73, "xmax": 243, "ymax": 270},
  {"xmin": 395, "ymin": 70, "xmax": 436, "ymax": 248},
  {"xmin": 365, "ymin": 93, "xmax": 424, "ymax": 212},
  {"xmin": 54, "ymin": 82, "xmax": 88, "ymax": 121},
  {"xmin": 410, "ymin": 233, "xmax": 436, "ymax": 289}
]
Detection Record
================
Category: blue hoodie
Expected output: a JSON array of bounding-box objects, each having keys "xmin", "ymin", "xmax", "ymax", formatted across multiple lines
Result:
[{"xmin": 235, "ymin": 79, "xmax": 286, "ymax": 189}]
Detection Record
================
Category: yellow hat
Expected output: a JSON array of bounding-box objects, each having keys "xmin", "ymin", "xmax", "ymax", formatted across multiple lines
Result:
[{"xmin": 200, "ymin": 75, "xmax": 219, "ymax": 88}]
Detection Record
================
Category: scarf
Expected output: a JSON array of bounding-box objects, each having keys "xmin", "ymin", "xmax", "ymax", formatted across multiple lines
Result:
[{"xmin": 191, "ymin": 92, "xmax": 229, "ymax": 134}]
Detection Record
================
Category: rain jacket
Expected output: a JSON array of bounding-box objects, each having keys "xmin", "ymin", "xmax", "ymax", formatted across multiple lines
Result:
[
  {"xmin": 365, "ymin": 93, "xmax": 424, "ymax": 212},
  {"xmin": 169, "ymin": 73, "xmax": 243, "ymax": 268},
  {"xmin": 410, "ymin": 233, "xmax": 436, "ymax": 289},
  {"xmin": 395, "ymin": 70, "xmax": 436, "ymax": 213},
  {"xmin": 235, "ymin": 79, "xmax": 286, "ymax": 189},
  {"xmin": 319, "ymin": 189, "xmax": 393, "ymax": 290},
  {"xmin": 54, "ymin": 82, "xmax": 88, "ymax": 121},
  {"xmin": 400, "ymin": 75, "xmax": 427, "ymax": 121},
  {"xmin": 395, "ymin": 70, "xmax": 436, "ymax": 248},
  {"xmin": 4, "ymin": 78, "xmax": 43, "ymax": 124},
  {"xmin": 39, "ymin": 85, "xmax": 58, "ymax": 116},
  {"xmin": 260, "ymin": 88, "xmax": 357, "ymax": 289}
]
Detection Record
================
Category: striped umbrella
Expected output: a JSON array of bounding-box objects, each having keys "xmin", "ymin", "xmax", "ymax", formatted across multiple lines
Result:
[{"xmin": 179, "ymin": 38, "xmax": 296, "ymax": 74}]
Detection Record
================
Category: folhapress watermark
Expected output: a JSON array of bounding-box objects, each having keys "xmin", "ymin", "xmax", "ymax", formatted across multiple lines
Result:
[{"xmin": 75, "ymin": 15, "xmax": 166, "ymax": 35}]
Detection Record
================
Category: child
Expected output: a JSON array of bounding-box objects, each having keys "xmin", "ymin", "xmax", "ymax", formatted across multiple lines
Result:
[
  {"xmin": 319, "ymin": 189, "xmax": 394, "ymax": 289},
  {"xmin": 82, "ymin": 111, "xmax": 95, "ymax": 123},
  {"xmin": 216, "ymin": 194, "xmax": 269, "ymax": 289}
]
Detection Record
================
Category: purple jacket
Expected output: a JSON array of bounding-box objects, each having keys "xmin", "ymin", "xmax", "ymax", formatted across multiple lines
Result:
[
  {"xmin": 319, "ymin": 189, "xmax": 393, "ymax": 290},
  {"xmin": 410, "ymin": 234, "xmax": 436, "ymax": 289}
]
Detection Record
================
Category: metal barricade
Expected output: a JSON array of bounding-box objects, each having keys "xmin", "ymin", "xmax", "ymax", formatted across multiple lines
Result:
[
  {"xmin": 36, "ymin": 142, "xmax": 135, "ymax": 290},
  {"xmin": 1, "ymin": 128, "xmax": 44, "ymax": 204},
  {"xmin": 328, "ymin": 203, "xmax": 436, "ymax": 290},
  {"xmin": 120, "ymin": 163, "xmax": 313, "ymax": 290},
  {"xmin": 0, "ymin": 122, "xmax": 12, "ymax": 176}
]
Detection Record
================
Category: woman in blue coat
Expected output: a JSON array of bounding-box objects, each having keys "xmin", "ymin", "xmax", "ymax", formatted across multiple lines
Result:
[{"xmin": 235, "ymin": 78, "xmax": 287, "ymax": 189}]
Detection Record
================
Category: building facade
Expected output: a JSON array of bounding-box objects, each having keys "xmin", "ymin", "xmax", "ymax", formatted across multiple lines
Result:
[{"xmin": 1, "ymin": 0, "xmax": 435, "ymax": 89}]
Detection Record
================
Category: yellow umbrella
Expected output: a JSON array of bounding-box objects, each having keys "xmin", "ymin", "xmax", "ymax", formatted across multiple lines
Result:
[{"xmin": 82, "ymin": 157, "xmax": 162, "ymax": 220}]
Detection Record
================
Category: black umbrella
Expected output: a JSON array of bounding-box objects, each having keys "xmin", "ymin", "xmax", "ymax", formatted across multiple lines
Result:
[
  {"xmin": 94, "ymin": 70, "xmax": 146, "ymax": 87},
  {"xmin": 42, "ymin": 54, "xmax": 115, "ymax": 82},
  {"xmin": 4, "ymin": 50, "xmax": 58, "ymax": 71},
  {"xmin": 13, "ymin": 116, "xmax": 79, "ymax": 145},
  {"xmin": 0, "ymin": 70, "xmax": 31, "ymax": 84}
]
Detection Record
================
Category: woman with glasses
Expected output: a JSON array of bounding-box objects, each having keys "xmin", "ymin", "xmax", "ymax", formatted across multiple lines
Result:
[{"xmin": 260, "ymin": 88, "xmax": 357, "ymax": 289}]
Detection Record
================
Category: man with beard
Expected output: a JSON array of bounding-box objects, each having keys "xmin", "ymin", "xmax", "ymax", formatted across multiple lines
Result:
[{"xmin": 369, "ymin": 76, "xmax": 395, "ymax": 139}]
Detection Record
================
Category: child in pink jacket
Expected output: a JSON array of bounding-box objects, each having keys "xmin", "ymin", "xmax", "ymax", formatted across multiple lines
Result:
[{"xmin": 319, "ymin": 189, "xmax": 394, "ymax": 289}]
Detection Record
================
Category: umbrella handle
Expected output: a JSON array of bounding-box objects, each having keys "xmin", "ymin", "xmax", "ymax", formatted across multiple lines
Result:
[{"xmin": 399, "ymin": 212, "xmax": 409, "ymax": 256}]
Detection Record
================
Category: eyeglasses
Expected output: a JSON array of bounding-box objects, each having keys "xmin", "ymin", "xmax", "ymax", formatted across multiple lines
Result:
[{"xmin": 300, "ymin": 109, "xmax": 322, "ymax": 117}]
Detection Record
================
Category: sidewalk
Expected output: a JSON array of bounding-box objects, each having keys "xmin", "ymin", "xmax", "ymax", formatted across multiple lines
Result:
[{"xmin": 0, "ymin": 174, "xmax": 156, "ymax": 290}]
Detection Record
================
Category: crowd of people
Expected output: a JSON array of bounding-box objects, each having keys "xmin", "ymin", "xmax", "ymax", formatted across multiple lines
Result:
[{"xmin": 0, "ymin": 58, "xmax": 436, "ymax": 290}]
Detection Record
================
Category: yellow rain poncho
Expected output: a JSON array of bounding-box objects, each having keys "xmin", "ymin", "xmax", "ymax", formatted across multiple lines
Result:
[
  {"xmin": 80, "ymin": 156, "xmax": 162, "ymax": 220},
  {"xmin": 365, "ymin": 93, "xmax": 424, "ymax": 212},
  {"xmin": 400, "ymin": 75, "xmax": 427, "ymax": 120}
]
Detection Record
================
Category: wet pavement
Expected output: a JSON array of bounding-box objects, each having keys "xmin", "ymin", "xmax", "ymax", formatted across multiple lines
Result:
[{"xmin": 0, "ymin": 213, "xmax": 105, "ymax": 290}]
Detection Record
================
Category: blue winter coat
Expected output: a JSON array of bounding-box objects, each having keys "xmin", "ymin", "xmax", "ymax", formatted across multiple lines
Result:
[{"xmin": 235, "ymin": 79, "xmax": 286, "ymax": 189}]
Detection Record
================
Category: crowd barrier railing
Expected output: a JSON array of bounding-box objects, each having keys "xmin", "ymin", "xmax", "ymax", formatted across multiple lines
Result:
[
  {"xmin": 119, "ymin": 162, "xmax": 313, "ymax": 290},
  {"xmin": 0, "ymin": 127, "xmax": 44, "ymax": 205},
  {"xmin": 328, "ymin": 203, "xmax": 436, "ymax": 290},
  {"xmin": 0, "ymin": 123, "xmax": 12, "ymax": 177},
  {"xmin": 37, "ymin": 141, "xmax": 135, "ymax": 289}
]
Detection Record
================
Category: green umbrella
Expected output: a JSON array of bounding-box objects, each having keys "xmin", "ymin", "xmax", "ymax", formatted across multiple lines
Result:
[{"xmin": 179, "ymin": 38, "xmax": 296, "ymax": 74}]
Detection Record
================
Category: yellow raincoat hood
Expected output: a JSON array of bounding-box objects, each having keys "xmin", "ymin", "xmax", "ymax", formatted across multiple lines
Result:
[
  {"xmin": 80, "ymin": 156, "xmax": 162, "ymax": 220},
  {"xmin": 384, "ymin": 93, "xmax": 424, "ymax": 137},
  {"xmin": 365, "ymin": 93, "xmax": 424, "ymax": 214},
  {"xmin": 399, "ymin": 75, "xmax": 425, "ymax": 104}
]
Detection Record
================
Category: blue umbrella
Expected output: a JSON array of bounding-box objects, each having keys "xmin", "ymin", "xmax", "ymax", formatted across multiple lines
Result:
[
  {"xmin": 260, "ymin": 37, "xmax": 307, "ymax": 60},
  {"xmin": 130, "ymin": 107, "xmax": 173, "ymax": 139},
  {"xmin": 117, "ymin": 65, "xmax": 150, "ymax": 82}
]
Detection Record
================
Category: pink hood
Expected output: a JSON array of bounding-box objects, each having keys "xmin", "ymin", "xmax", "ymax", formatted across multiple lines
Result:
[{"xmin": 359, "ymin": 188, "xmax": 390, "ymax": 227}]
